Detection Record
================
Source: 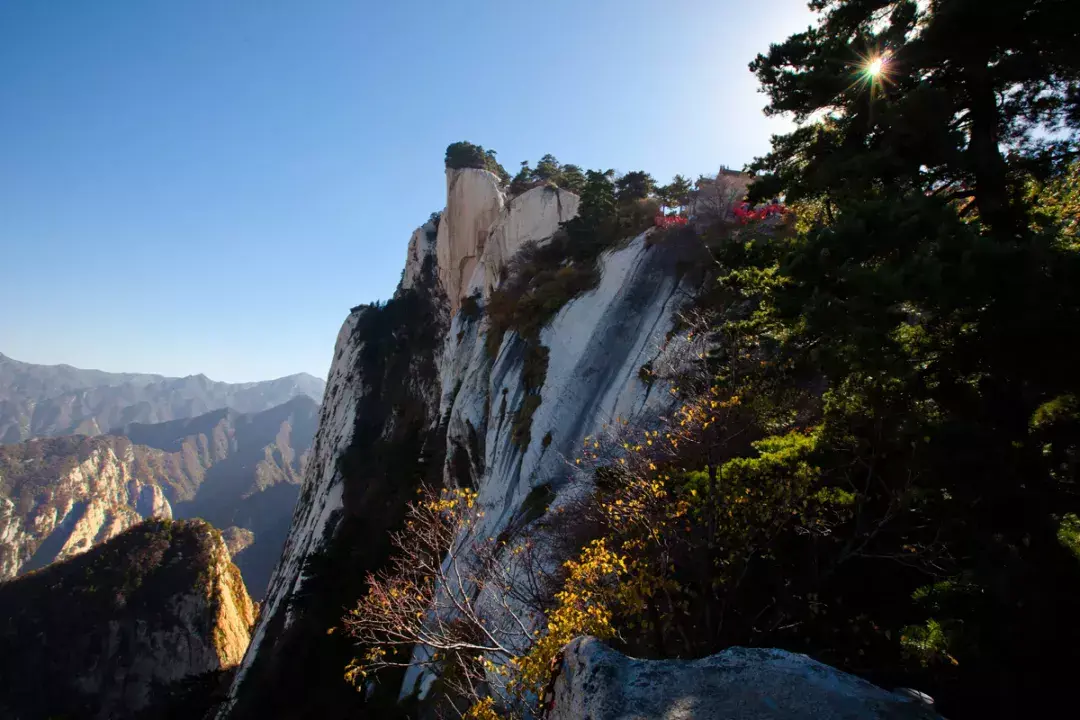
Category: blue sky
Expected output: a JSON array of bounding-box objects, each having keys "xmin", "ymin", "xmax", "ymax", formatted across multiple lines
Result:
[{"xmin": 0, "ymin": 0, "xmax": 814, "ymax": 383}]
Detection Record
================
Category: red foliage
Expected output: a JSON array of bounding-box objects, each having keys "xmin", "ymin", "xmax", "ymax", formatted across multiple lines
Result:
[{"xmin": 653, "ymin": 214, "xmax": 689, "ymax": 228}]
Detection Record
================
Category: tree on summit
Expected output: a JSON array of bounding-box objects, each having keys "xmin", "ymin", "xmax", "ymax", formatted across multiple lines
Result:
[{"xmin": 614, "ymin": 171, "xmax": 655, "ymax": 202}]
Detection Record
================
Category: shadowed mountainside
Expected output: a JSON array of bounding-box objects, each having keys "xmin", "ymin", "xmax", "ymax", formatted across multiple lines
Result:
[{"xmin": 0, "ymin": 519, "xmax": 255, "ymax": 720}]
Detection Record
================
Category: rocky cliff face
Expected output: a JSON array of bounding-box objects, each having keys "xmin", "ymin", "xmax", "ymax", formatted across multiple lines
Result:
[
  {"xmin": 0, "ymin": 397, "xmax": 318, "ymax": 597},
  {"xmin": 219, "ymin": 166, "xmax": 693, "ymax": 718},
  {"xmin": 0, "ymin": 435, "xmax": 186, "ymax": 580},
  {"xmin": 435, "ymin": 168, "xmax": 505, "ymax": 315},
  {"xmin": 0, "ymin": 518, "xmax": 255, "ymax": 720}
]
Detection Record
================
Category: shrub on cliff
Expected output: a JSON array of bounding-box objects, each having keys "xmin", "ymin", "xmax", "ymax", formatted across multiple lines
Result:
[{"xmin": 445, "ymin": 141, "xmax": 510, "ymax": 185}]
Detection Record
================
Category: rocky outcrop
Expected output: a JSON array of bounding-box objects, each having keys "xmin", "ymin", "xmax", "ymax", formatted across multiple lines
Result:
[
  {"xmin": 0, "ymin": 436, "xmax": 183, "ymax": 580},
  {"xmin": 435, "ymin": 167, "xmax": 505, "ymax": 315},
  {"xmin": 473, "ymin": 185, "xmax": 580, "ymax": 298},
  {"xmin": 397, "ymin": 226, "xmax": 692, "ymax": 699},
  {"xmin": 222, "ymin": 526, "xmax": 256, "ymax": 556},
  {"xmin": 219, "ymin": 215, "xmax": 450, "ymax": 720},
  {"xmin": 0, "ymin": 519, "xmax": 255, "ymax": 720},
  {"xmin": 548, "ymin": 637, "xmax": 941, "ymax": 720},
  {"xmin": 0, "ymin": 398, "xmax": 318, "ymax": 597}
]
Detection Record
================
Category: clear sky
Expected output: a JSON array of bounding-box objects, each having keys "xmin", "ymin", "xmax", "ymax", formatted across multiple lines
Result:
[{"xmin": 0, "ymin": 0, "xmax": 814, "ymax": 383}]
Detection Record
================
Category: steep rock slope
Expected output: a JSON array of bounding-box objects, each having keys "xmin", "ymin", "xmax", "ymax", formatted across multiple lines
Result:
[
  {"xmin": 435, "ymin": 168, "xmax": 504, "ymax": 315},
  {"xmin": 220, "ymin": 167, "xmax": 692, "ymax": 717},
  {"xmin": 0, "ymin": 351, "xmax": 324, "ymax": 443},
  {"xmin": 0, "ymin": 518, "xmax": 255, "ymax": 720},
  {"xmin": 0, "ymin": 397, "xmax": 317, "ymax": 597},
  {"xmin": 475, "ymin": 185, "xmax": 580, "ymax": 299},
  {"xmin": 222, "ymin": 221, "xmax": 450, "ymax": 719}
]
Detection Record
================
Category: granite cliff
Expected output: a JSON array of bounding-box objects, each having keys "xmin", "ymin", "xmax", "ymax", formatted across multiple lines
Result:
[{"xmin": 218, "ymin": 156, "xmax": 696, "ymax": 718}]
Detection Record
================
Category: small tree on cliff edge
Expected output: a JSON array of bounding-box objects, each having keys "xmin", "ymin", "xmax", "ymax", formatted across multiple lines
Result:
[
  {"xmin": 445, "ymin": 142, "xmax": 510, "ymax": 184},
  {"xmin": 614, "ymin": 171, "xmax": 655, "ymax": 202}
]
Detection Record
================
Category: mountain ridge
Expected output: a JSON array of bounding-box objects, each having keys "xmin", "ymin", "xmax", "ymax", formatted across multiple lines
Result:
[
  {"xmin": 0, "ymin": 351, "xmax": 325, "ymax": 443},
  {"xmin": 0, "ymin": 518, "xmax": 255, "ymax": 720}
]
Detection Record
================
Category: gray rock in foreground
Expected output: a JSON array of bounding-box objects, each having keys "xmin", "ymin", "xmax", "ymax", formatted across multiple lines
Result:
[{"xmin": 548, "ymin": 636, "xmax": 942, "ymax": 720}]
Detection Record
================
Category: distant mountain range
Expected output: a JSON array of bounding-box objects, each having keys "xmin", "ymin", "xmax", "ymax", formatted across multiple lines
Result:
[
  {"xmin": 0, "ymin": 395, "xmax": 319, "ymax": 599},
  {"xmin": 0, "ymin": 351, "xmax": 325, "ymax": 443}
]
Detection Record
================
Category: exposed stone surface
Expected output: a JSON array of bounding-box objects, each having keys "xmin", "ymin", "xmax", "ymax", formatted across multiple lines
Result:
[
  {"xmin": 400, "ymin": 229, "xmax": 694, "ymax": 698},
  {"xmin": 220, "ymin": 307, "xmax": 365, "ymax": 708},
  {"xmin": 400, "ymin": 215, "xmax": 440, "ymax": 295},
  {"xmin": 0, "ymin": 519, "xmax": 255, "ymax": 720},
  {"xmin": 548, "ymin": 636, "xmax": 942, "ymax": 720},
  {"xmin": 218, "ymin": 214, "xmax": 449, "ymax": 720},
  {"xmin": 436, "ymin": 167, "xmax": 505, "ymax": 315},
  {"xmin": 473, "ymin": 185, "xmax": 580, "ymax": 297},
  {"xmin": 0, "ymin": 398, "xmax": 317, "ymax": 598},
  {"xmin": 219, "ymin": 150, "xmax": 700, "ymax": 715},
  {"xmin": 0, "ymin": 437, "xmax": 179, "ymax": 580}
]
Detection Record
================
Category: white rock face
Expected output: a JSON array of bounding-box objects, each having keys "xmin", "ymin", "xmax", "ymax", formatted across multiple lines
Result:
[
  {"xmin": 435, "ymin": 168, "xmax": 505, "ymax": 315},
  {"xmin": 549, "ymin": 636, "xmax": 942, "ymax": 720},
  {"xmin": 445, "ymin": 231, "xmax": 686, "ymax": 548},
  {"xmin": 475, "ymin": 185, "xmax": 580, "ymax": 297},
  {"xmin": 222, "ymin": 310, "xmax": 362, "ymax": 701},
  {"xmin": 402, "ymin": 231, "xmax": 690, "ymax": 698},
  {"xmin": 221, "ymin": 164, "xmax": 694, "ymax": 714},
  {"xmin": 0, "ymin": 443, "xmax": 174, "ymax": 580},
  {"xmin": 399, "ymin": 217, "xmax": 440, "ymax": 295}
]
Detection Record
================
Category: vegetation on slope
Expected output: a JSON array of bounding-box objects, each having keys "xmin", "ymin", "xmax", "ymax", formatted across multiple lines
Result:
[
  {"xmin": 0, "ymin": 399, "xmax": 316, "ymax": 595},
  {"xmin": 346, "ymin": 1, "xmax": 1080, "ymax": 718},
  {"xmin": 486, "ymin": 164, "xmax": 681, "ymax": 448},
  {"xmin": 445, "ymin": 141, "xmax": 511, "ymax": 185},
  {"xmin": 0, "ymin": 518, "xmax": 248, "ymax": 720}
]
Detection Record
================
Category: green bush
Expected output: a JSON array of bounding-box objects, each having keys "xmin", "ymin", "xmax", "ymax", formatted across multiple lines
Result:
[
  {"xmin": 444, "ymin": 142, "xmax": 509, "ymax": 184},
  {"xmin": 486, "ymin": 240, "xmax": 600, "ymax": 359}
]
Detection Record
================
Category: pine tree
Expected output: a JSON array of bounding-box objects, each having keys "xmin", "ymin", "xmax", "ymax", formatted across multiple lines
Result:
[
  {"xmin": 716, "ymin": 2, "xmax": 1080, "ymax": 715},
  {"xmin": 749, "ymin": 0, "xmax": 1080, "ymax": 238},
  {"xmin": 615, "ymin": 171, "xmax": 655, "ymax": 202},
  {"xmin": 534, "ymin": 154, "xmax": 561, "ymax": 183}
]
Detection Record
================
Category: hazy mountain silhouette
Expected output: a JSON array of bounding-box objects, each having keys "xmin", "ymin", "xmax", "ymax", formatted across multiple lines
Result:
[{"xmin": 0, "ymin": 352, "xmax": 324, "ymax": 443}]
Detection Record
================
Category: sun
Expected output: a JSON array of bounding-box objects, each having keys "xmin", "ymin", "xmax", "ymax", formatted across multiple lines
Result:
[{"xmin": 850, "ymin": 51, "xmax": 893, "ymax": 96}]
